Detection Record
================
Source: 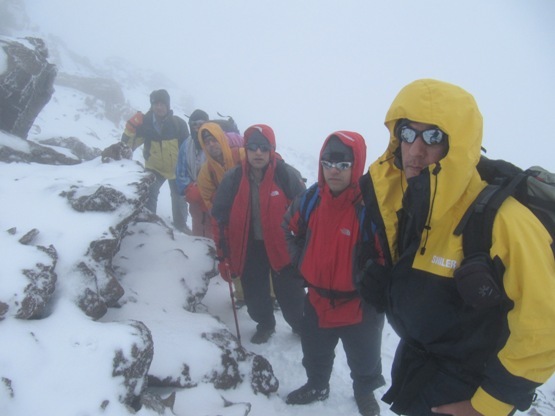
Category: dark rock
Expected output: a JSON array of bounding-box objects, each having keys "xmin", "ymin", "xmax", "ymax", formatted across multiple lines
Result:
[
  {"xmin": 75, "ymin": 262, "xmax": 124, "ymax": 317},
  {"xmin": 1, "ymin": 377, "xmax": 14, "ymax": 399},
  {"xmin": 202, "ymin": 330, "xmax": 279, "ymax": 395},
  {"xmin": 99, "ymin": 270, "xmax": 125, "ymax": 307},
  {"xmin": 0, "ymin": 302, "xmax": 8, "ymax": 320},
  {"xmin": 0, "ymin": 135, "xmax": 81, "ymax": 164},
  {"xmin": 112, "ymin": 321, "xmax": 154, "ymax": 408},
  {"xmin": 68, "ymin": 185, "xmax": 129, "ymax": 213},
  {"xmin": 250, "ymin": 355, "xmax": 279, "ymax": 396},
  {"xmin": 0, "ymin": 36, "xmax": 57, "ymax": 138},
  {"xmin": 18, "ymin": 228, "xmax": 39, "ymax": 245},
  {"xmin": 89, "ymin": 238, "xmax": 119, "ymax": 262},
  {"xmin": 77, "ymin": 287, "xmax": 108, "ymax": 320},
  {"xmin": 147, "ymin": 364, "xmax": 196, "ymax": 388},
  {"xmin": 140, "ymin": 391, "xmax": 176, "ymax": 414},
  {"xmin": 37, "ymin": 136, "xmax": 102, "ymax": 161},
  {"xmin": 17, "ymin": 244, "xmax": 58, "ymax": 319}
]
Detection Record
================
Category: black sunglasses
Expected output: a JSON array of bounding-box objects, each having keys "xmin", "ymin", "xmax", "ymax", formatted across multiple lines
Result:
[
  {"xmin": 321, "ymin": 160, "xmax": 353, "ymax": 171},
  {"xmin": 245, "ymin": 143, "xmax": 272, "ymax": 152},
  {"xmin": 397, "ymin": 125, "xmax": 447, "ymax": 145}
]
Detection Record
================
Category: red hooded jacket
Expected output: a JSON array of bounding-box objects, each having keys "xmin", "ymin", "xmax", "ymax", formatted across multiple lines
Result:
[
  {"xmin": 212, "ymin": 124, "xmax": 306, "ymax": 276},
  {"xmin": 283, "ymin": 131, "xmax": 368, "ymax": 328}
]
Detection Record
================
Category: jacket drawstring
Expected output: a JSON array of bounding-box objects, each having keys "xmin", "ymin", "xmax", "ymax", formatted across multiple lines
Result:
[{"xmin": 420, "ymin": 163, "xmax": 442, "ymax": 255}]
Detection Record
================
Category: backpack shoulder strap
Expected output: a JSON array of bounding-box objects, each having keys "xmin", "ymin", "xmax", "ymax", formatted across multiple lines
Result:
[
  {"xmin": 299, "ymin": 184, "xmax": 320, "ymax": 223},
  {"xmin": 455, "ymin": 173, "xmax": 529, "ymax": 256}
]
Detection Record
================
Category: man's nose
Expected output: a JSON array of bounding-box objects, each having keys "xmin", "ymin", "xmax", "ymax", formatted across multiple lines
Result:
[{"xmin": 408, "ymin": 136, "xmax": 427, "ymax": 155}]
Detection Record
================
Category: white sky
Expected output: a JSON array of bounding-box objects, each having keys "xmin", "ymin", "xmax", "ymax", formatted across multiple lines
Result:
[{"xmin": 25, "ymin": 0, "xmax": 555, "ymax": 168}]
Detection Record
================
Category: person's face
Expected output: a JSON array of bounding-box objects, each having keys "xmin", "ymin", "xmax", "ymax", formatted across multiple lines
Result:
[
  {"xmin": 400, "ymin": 121, "xmax": 449, "ymax": 179},
  {"xmin": 152, "ymin": 101, "xmax": 169, "ymax": 119},
  {"xmin": 321, "ymin": 160, "xmax": 353, "ymax": 196},
  {"xmin": 190, "ymin": 119, "xmax": 206, "ymax": 134},
  {"xmin": 203, "ymin": 134, "xmax": 222, "ymax": 159},
  {"xmin": 246, "ymin": 143, "xmax": 271, "ymax": 171}
]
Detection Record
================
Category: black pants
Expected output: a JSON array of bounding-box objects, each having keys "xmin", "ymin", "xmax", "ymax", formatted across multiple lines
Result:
[
  {"xmin": 241, "ymin": 240, "xmax": 305, "ymax": 332},
  {"xmin": 301, "ymin": 296, "xmax": 385, "ymax": 397}
]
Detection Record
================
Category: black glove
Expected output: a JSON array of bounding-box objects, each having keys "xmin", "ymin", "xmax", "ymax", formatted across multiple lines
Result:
[{"xmin": 358, "ymin": 259, "xmax": 390, "ymax": 313}]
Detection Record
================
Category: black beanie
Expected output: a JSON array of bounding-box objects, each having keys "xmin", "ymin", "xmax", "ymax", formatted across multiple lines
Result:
[
  {"xmin": 150, "ymin": 89, "xmax": 171, "ymax": 108},
  {"xmin": 189, "ymin": 109, "xmax": 209, "ymax": 122},
  {"xmin": 321, "ymin": 136, "xmax": 354, "ymax": 162},
  {"xmin": 247, "ymin": 129, "xmax": 271, "ymax": 147}
]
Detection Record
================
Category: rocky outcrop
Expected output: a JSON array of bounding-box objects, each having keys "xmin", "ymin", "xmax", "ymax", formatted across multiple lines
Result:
[
  {"xmin": 0, "ymin": 36, "xmax": 57, "ymax": 138},
  {"xmin": 1, "ymin": 227, "xmax": 57, "ymax": 320},
  {"xmin": 202, "ymin": 330, "xmax": 279, "ymax": 396},
  {"xmin": 37, "ymin": 136, "xmax": 102, "ymax": 161},
  {"xmin": 112, "ymin": 320, "xmax": 154, "ymax": 409},
  {"xmin": 0, "ymin": 131, "xmax": 100, "ymax": 164}
]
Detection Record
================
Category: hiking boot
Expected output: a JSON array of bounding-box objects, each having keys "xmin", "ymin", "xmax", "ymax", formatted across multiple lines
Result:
[
  {"xmin": 286, "ymin": 383, "xmax": 329, "ymax": 405},
  {"xmin": 354, "ymin": 392, "xmax": 380, "ymax": 416},
  {"xmin": 250, "ymin": 327, "xmax": 275, "ymax": 344}
]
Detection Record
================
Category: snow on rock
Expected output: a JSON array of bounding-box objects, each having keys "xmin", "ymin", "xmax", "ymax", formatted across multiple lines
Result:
[{"xmin": 0, "ymin": 35, "xmax": 56, "ymax": 139}]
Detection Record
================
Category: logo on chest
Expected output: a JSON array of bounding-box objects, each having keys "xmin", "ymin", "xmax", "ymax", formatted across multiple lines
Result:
[{"xmin": 431, "ymin": 255, "xmax": 458, "ymax": 269}]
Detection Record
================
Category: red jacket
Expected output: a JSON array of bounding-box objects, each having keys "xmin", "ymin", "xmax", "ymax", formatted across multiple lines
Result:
[
  {"xmin": 212, "ymin": 124, "xmax": 306, "ymax": 276},
  {"xmin": 283, "ymin": 131, "xmax": 368, "ymax": 328}
]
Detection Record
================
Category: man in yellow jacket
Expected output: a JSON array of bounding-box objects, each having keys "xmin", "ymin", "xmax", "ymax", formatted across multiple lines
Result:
[
  {"xmin": 121, "ymin": 89, "xmax": 190, "ymax": 233},
  {"xmin": 359, "ymin": 79, "xmax": 555, "ymax": 416}
]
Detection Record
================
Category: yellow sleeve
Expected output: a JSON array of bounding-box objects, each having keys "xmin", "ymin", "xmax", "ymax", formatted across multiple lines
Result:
[
  {"xmin": 471, "ymin": 387, "xmax": 514, "ymax": 416},
  {"xmin": 493, "ymin": 198, "xmax": 555, "ymax": 383},
  {"xmin": 197, "ymin": 164, "xmax": 216, "ymax": 212}
]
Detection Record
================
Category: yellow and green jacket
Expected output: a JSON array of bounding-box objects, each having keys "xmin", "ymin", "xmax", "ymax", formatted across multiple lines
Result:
[
  {"xmin": 121, "ymin": 110, "xmax": 188, "ymax": 179},
  {"xmin": 361, "ymin": 79, "xmax": 555, "ymax": 416}
]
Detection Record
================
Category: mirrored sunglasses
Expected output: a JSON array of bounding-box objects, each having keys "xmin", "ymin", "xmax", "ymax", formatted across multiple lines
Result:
[
  {"xmin": 397, "ymin": 125, "xmax": 446, "ymax": 145},
  {"xmin": 245, "ymin": 143, "xmax": 271, "ymax": 152},
  {"xmin": 320, "ymin": 160, "xmax": 353, "ymax": 171}
]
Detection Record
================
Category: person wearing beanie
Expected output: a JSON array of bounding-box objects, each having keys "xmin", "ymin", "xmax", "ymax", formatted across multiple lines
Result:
[
  {"xmin": 176, "ymin": 109, "xmax": 211, "ymax": 237},
  {"xmin": 121, "ymin": 89, "xmax": 190, "ymax": 234},
  {"xmin": 212, "ymin": 124, "xmax": 306, "ymax": 344},
  {"xmin": 283, "ymin": 132, "xmax": 385, "ymax": 415}
]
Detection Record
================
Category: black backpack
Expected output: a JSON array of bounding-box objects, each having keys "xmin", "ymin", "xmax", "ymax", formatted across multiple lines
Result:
[
  {"xmin": 211, "ymin": 113, "xmax": 240, "ymax": 134},
  {"xmin": 453, "ymin": 156, "xmax": 555, "ymax": 308}
]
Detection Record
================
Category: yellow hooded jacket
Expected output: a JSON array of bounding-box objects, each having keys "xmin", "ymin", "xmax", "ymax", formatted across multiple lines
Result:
[
  {"xmin": 367, "ymin": 79, "xmax": 555, "ymax": 415},
  {"xmin": 196, "ymin": 122, "xmax": 245, "ymax": 211}
]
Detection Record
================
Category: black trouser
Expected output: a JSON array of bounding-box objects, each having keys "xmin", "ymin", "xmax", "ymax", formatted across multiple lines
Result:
[
  {"xmin": 301, "ymin": 296, "xmax": 385, "ymax": 396},
  {"xmin": 241, "ymin": 240, "xmax": 305, "ymax": 332}
]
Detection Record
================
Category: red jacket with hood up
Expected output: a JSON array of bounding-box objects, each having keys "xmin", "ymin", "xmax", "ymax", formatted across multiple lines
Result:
[
  {"xmin": 283, "ymin": 131, "xmax": 368, "ymax": 328},
  {"xmin": 211, "ymin": 124, "xmax": 306, "ymax": 276}
]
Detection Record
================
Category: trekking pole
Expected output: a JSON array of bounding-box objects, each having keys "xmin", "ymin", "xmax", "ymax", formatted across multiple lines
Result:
[
  {"xmin": 223, "ymin": 260, "xmax": 242, "ymax": 347},
  {"xmin": 218, "ymin": 224, "xmax": 242, "ymax": 346}
]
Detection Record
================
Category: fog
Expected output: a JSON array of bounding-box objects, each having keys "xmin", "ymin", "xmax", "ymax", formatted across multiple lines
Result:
[{"xmin": 26, "ymin": 0, "xmax": 555, "ymax": 167}]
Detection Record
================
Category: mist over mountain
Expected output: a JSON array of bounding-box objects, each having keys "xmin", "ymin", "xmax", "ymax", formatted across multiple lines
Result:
[{"xmin": 1, "ymin": 1, "xmax": 554, "ymax": 415}]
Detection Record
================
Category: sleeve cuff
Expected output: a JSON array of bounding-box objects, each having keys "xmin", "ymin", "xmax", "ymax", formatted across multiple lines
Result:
[{"xmin": 471, "ymin": 387, "xmax": 514, "ymax": 416}]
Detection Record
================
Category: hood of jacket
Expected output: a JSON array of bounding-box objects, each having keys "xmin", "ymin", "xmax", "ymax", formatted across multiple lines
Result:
[
  {"xmin": 370, "ymin": 79, "xmax": 487, "ymax": 271},
  {"xmin": 243, "ymin": 124, "xmax": 277, "ymax": 170},
  {"xmin": 198, "ymin": 122, "xmax": 234, "ymax": 167},
  {"xmin": 318, "ymin": 131, "xmax": 367, "ymax": 194}
]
